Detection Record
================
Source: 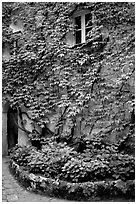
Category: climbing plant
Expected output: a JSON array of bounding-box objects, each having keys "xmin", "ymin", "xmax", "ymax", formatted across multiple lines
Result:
[{"xmin": 2, "ymin": 2, "xmax": 135, "ymax": 145}]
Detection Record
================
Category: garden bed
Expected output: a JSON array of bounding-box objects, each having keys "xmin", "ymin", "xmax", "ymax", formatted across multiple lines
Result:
[
  {"xmin": 10, "ymin": 159, "xmax": 135, "ymax": 201},
  {"xmin": 9, "ymin": 159, "xmax": 134, "ymax": 201},
  {"xmin": 9, "ymin": 138, "xmax": 135, "ymax": 201}
]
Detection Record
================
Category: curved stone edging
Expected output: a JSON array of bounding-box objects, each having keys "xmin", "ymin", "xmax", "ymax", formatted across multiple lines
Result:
[{"xmin": 9, "ymin": 159, "xmax": 135, "ymax": 201}]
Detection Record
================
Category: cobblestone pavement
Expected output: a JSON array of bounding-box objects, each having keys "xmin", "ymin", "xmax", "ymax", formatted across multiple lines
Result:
[{"xmin": 2, "ymin": 157, "xmax": 68, "ymax": 202}]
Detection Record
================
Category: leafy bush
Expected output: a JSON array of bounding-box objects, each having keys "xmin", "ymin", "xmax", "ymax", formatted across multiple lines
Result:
[
  {"xmin": 27, "ymin": 142, "xmax": 75, "ymax": 178},
  {"xmin": 9, "ymin": 145, "xmax": 36, "ymax": 167},
  {"xmin": 9, "ymin": 159, "xmax": 135, "ymax": 201},
  {"xmin": 10, "ymin": 138, "xmax": 135, "ymax": 183}
]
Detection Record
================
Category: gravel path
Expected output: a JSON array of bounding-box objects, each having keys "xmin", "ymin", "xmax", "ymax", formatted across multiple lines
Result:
[{"xmin": 2, "ymin": 157, "xmax": 68, "ymax": 202}]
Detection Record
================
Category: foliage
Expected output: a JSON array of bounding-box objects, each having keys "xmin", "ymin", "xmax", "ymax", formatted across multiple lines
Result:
[
  {"xmin": 10, "ymin": 139, "xmax": 135, "ymax": 183},
  {"xmin": 2, "ymin": 2, "xmax": 135, "ymax": 140},
  {"xmin": 10, "ymin": 158, "xmax": 135, "ymax": 201},
  {"xmin": 9, "ymin": 144, "xmax": 36, "ymax": 167}
]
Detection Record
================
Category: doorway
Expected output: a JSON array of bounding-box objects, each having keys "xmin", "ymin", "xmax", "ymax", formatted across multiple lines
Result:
[{"xmin": 7, "ymin": 107, "xmax": 18, "ymax": 150}]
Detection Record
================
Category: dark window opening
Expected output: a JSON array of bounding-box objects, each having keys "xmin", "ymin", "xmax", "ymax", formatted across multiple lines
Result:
[
  {"xmin": 85, "ymin": 13, "xmax": 92, "ymax": 27},
  {"xmin": 75, "ymin": 16, "xmax": 81, "ymax": 29},
  {"xmin": 86, "ymin": 27, "xmax": 92, "ymax": 40},
  {"xmin": 75, "ymin": 15, "xmax": 82, "ymax": 44},
  {"xmin": 76, "ymin": 30, "xmax": 81, "ymax": 44},
  {"xmin": 85, "ymin": 13, "xmax": 92, "ymax": 41}
]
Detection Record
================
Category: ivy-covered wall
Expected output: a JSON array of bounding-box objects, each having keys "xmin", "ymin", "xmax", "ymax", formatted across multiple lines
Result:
[{"xmin": 2, "ymin": 2, "xmax": 135, "ymax": 150}]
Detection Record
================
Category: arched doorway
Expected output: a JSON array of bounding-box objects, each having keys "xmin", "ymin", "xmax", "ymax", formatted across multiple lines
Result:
[{"xmin": 7, "ymin": 107, "xmax": 18, "ymax": 150}]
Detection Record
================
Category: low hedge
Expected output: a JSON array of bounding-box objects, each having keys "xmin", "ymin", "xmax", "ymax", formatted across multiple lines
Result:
[
  {"xmin": 9, "ymin": 138, "xmax": 135, "ymax": 201},
  {"xmin": 9, "ymin": 159, "xmax": 134, "ymax": 201},
  {"xmin": 9, "ymin": 141, "xmax": 135, "ymax": 183}
]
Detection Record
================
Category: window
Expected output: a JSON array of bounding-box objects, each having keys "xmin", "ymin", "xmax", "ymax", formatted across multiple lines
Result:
[
  {"xmin": 65, "ymin": 10, "xmax": 93, "ymax": 47},
  {"xmin": 74, "ymin": 10, "xmax": 93, "ymax": 44}
]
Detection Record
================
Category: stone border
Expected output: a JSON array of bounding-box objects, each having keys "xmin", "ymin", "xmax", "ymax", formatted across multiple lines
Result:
[{"xmin": 9, "ymin": 159, "xmax": 135, "ymax": 201}]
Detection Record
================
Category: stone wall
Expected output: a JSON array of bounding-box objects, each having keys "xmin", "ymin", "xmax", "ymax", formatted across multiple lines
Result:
[
  {"xmin": 2, "ymin": 102, "xmax": 9, "ymax": 155},
  {"xmin": 2, "ymin": 3, "xmax": 134, "ymax": 149},
  {"xmin": 2, "ymin": 113, "xmax": 8, "ymax": 156}
]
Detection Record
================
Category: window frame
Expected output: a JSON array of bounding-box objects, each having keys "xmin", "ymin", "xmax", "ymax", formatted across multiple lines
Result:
[{"xmin": 73, "ymin": 9, "xmax": 93, "ymax": 44}]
